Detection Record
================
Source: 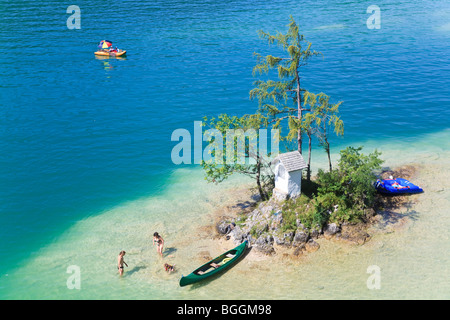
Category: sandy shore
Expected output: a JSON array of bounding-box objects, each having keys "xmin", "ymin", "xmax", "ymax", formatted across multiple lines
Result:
[{"xmin": 3, "ymin": 135, "xmax": 448, "ymax": 299}]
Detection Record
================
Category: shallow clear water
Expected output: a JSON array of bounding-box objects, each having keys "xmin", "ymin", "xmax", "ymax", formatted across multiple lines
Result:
[
  {"xmin": 0, "ymin": 0, "xmax": 449, "ymax": 299},
  {"xmin": 2, "ymin": 131, "xmax": 449, "ymax": 300}
]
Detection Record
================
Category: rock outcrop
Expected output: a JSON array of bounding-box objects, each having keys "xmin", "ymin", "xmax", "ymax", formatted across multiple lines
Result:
[{"xmin": 217, "ymin": 195, "xmax": 372, "ymax": 257}]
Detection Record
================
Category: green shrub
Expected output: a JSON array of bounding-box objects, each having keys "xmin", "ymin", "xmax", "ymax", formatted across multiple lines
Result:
[
  {"xmin": 337, "ymin": 146, "xmax": 383, "ymax": 209},
  {"xmin": 314, "ymin": 146, "xmax": 383, "ymax": 224},
  {"xmin": 301, "ymin": 199, "xmax": 328, "ymax": 229},
  {"xmin": 278, "ymin": 146, "xmax": 383, "ymax": 229}
]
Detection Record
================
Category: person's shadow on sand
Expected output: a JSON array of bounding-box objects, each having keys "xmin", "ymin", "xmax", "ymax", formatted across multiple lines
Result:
[
  {"xmin": 162, "ymin": 247, "xmax": 177, "ymax": 257},
  {"xmin": 126, "ymin": 265, "xmax": 147, "ymax": 276}
]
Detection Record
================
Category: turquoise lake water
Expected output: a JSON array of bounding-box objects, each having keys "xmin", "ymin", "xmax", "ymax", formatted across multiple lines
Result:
[{"xmin": 0, "ymin": 0, "xmax": 449, "ymax": 299}]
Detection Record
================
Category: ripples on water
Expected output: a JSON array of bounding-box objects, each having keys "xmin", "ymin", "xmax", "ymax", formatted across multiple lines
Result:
[{"xmin": 0, "ymin": 0, "xmax": 449, "ymax": 298}]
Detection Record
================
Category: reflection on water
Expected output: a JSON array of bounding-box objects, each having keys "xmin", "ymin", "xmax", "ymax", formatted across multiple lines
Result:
[{"xmin": 95, "ymin": 54, "xmax": 127, "ymax": 74}]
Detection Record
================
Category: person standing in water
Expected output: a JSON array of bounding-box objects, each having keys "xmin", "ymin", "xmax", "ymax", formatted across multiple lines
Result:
[
  {"xmin": 117, "ymin": 251, "xmax": 128, "ymax": 276},
  {"xmin": 153, "ymin": 232, "xmax": 164, "ymax": 257}
]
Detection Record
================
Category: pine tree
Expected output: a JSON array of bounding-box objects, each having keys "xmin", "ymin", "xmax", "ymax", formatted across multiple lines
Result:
[
  {"xmin": 306, "ymin": 92, "xmax": 344, "ymax": 172},
  {"xmin": 250, "ymin": 16, "xmax": 320, "ymax": 154}
]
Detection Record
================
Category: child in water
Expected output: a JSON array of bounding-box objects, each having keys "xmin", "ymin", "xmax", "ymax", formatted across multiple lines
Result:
[{"xmin": 164, "ymin": 263, "xmax": 175, "ymax": 274}]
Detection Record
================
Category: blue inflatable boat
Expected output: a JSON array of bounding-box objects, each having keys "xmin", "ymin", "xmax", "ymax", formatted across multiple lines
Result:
[{"xmin": 375, "ymin": 178, "xmax": 423, "ymax": 195}]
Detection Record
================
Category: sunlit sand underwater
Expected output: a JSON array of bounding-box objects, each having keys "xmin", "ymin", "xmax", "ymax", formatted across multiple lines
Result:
[
  {"xmin": 1, "ymin": 0, "xmax": 450, "ymax": 300},
  {"xmin": 1, "ymin": 130, "xmax": 449, "ymax": 299}
]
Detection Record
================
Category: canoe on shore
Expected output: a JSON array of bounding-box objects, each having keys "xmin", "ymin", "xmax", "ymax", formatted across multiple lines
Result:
[
  {"xmin": 375, "ymin": 178, "xmax": 423, "ymax": 195},
  {"xmin": 179, "ymin": 240, "xmax": 248, "ymax": 287}
]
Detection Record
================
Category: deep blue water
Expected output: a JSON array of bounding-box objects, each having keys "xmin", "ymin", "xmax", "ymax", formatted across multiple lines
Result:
[{"xmin": 1, "ymin": 0, "xmax": 449, "ymax": 275}]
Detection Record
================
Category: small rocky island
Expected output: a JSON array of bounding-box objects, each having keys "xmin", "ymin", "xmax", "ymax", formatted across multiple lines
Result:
[
  {"xmin": 215, "ymin": 164, "xmax": 419, "ymax": 258},
  {"xmin": 217, "ymin": 196, "xmax": 371, "ymax": 257}
]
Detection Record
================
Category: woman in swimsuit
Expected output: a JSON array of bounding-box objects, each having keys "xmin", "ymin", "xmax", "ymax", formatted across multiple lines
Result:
[
  {"xmin": 153, "ymin": 232, "xmax": 164, "ymax": 257},
  {"xmin": 117, "ymin": 251, "xmax": 128, "ymax": 276}
]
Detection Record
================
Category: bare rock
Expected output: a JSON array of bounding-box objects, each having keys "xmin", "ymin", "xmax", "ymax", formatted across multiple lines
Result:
[
  {"xmin": 292, "ymin": 230, "xmax": 309, "ymax": 247},
  {"xmin": 261, "ymin": 205, "xmax": 274, "ymax": 218},
  {"xmin": 324, "ymin": 223, "xmax": 340, "ymax": 239},
  {"xmin": 274, "ymin": 232, "xmax": 294, "ymax": 247},
  {"xmin": 230, "ymin": 226, "xmax": 245, "ymax": 243},
  {"xmin": 216, "ymin": 221, "xmax": 231, "ymax": 234},
  {"xmin": 310, "ymin": 228, "xmax": 320, "ymax": 239},
  {"xmin": 305, "ymin": 239, "xmax": 320, "ymax": 253},
  {"xmin": 293, "ymin": 244, "xmax": 306, "ymax": 256},
  {"xmin": 337, "ymin": 224, "xmax": 371, "ymax": 245},
  {"xmin": 254, "ymin": 234, "xmax": 275, "ymax": 255}
]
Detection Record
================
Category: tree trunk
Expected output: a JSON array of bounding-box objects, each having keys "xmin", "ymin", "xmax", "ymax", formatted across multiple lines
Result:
[
  {"xmin": 307, "ymin": 131, "xmax": 312, "ymax": 181},
  {"xmin": 255, "ymin": 156, "xmax": 267, "ymax": 201},
  {"xmin": 321, "ymin": 121, "xmax": 332, "ymax": 171},
  {"xmin": 296, "ymin": 75, "xmax": 302, "ymax": 154},
  {"xmin": 326, "ymin": 141, "xmax": 332, "ymax": 172}
]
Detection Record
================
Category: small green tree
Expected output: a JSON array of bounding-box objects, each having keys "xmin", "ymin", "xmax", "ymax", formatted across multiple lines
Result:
[
  {"xmin": 337, "ymin": 146, "xmax": 383, "ymax": 209},
  {"xmin": 250, "ymin": 16, "xmax": 320, "ymax": 154},
  {"xmin": 306, "ymin": 92, "xmax": 344, "ymax": 172},
  {"xmin": 299, "ymin": 92, "xmax": 344, "ymax": 179},
  {"xmin": 316, "ymin": 146, "xmax": 383, "ymax": 223},
  {"xmin": 201, "ymin": 113, "xmax": 275, "ymax": 201}
]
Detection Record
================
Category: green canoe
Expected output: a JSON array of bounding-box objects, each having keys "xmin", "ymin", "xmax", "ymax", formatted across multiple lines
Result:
[{"xmin": 179, "ymin": 240, "xmax": 248, "ymax": 287}]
